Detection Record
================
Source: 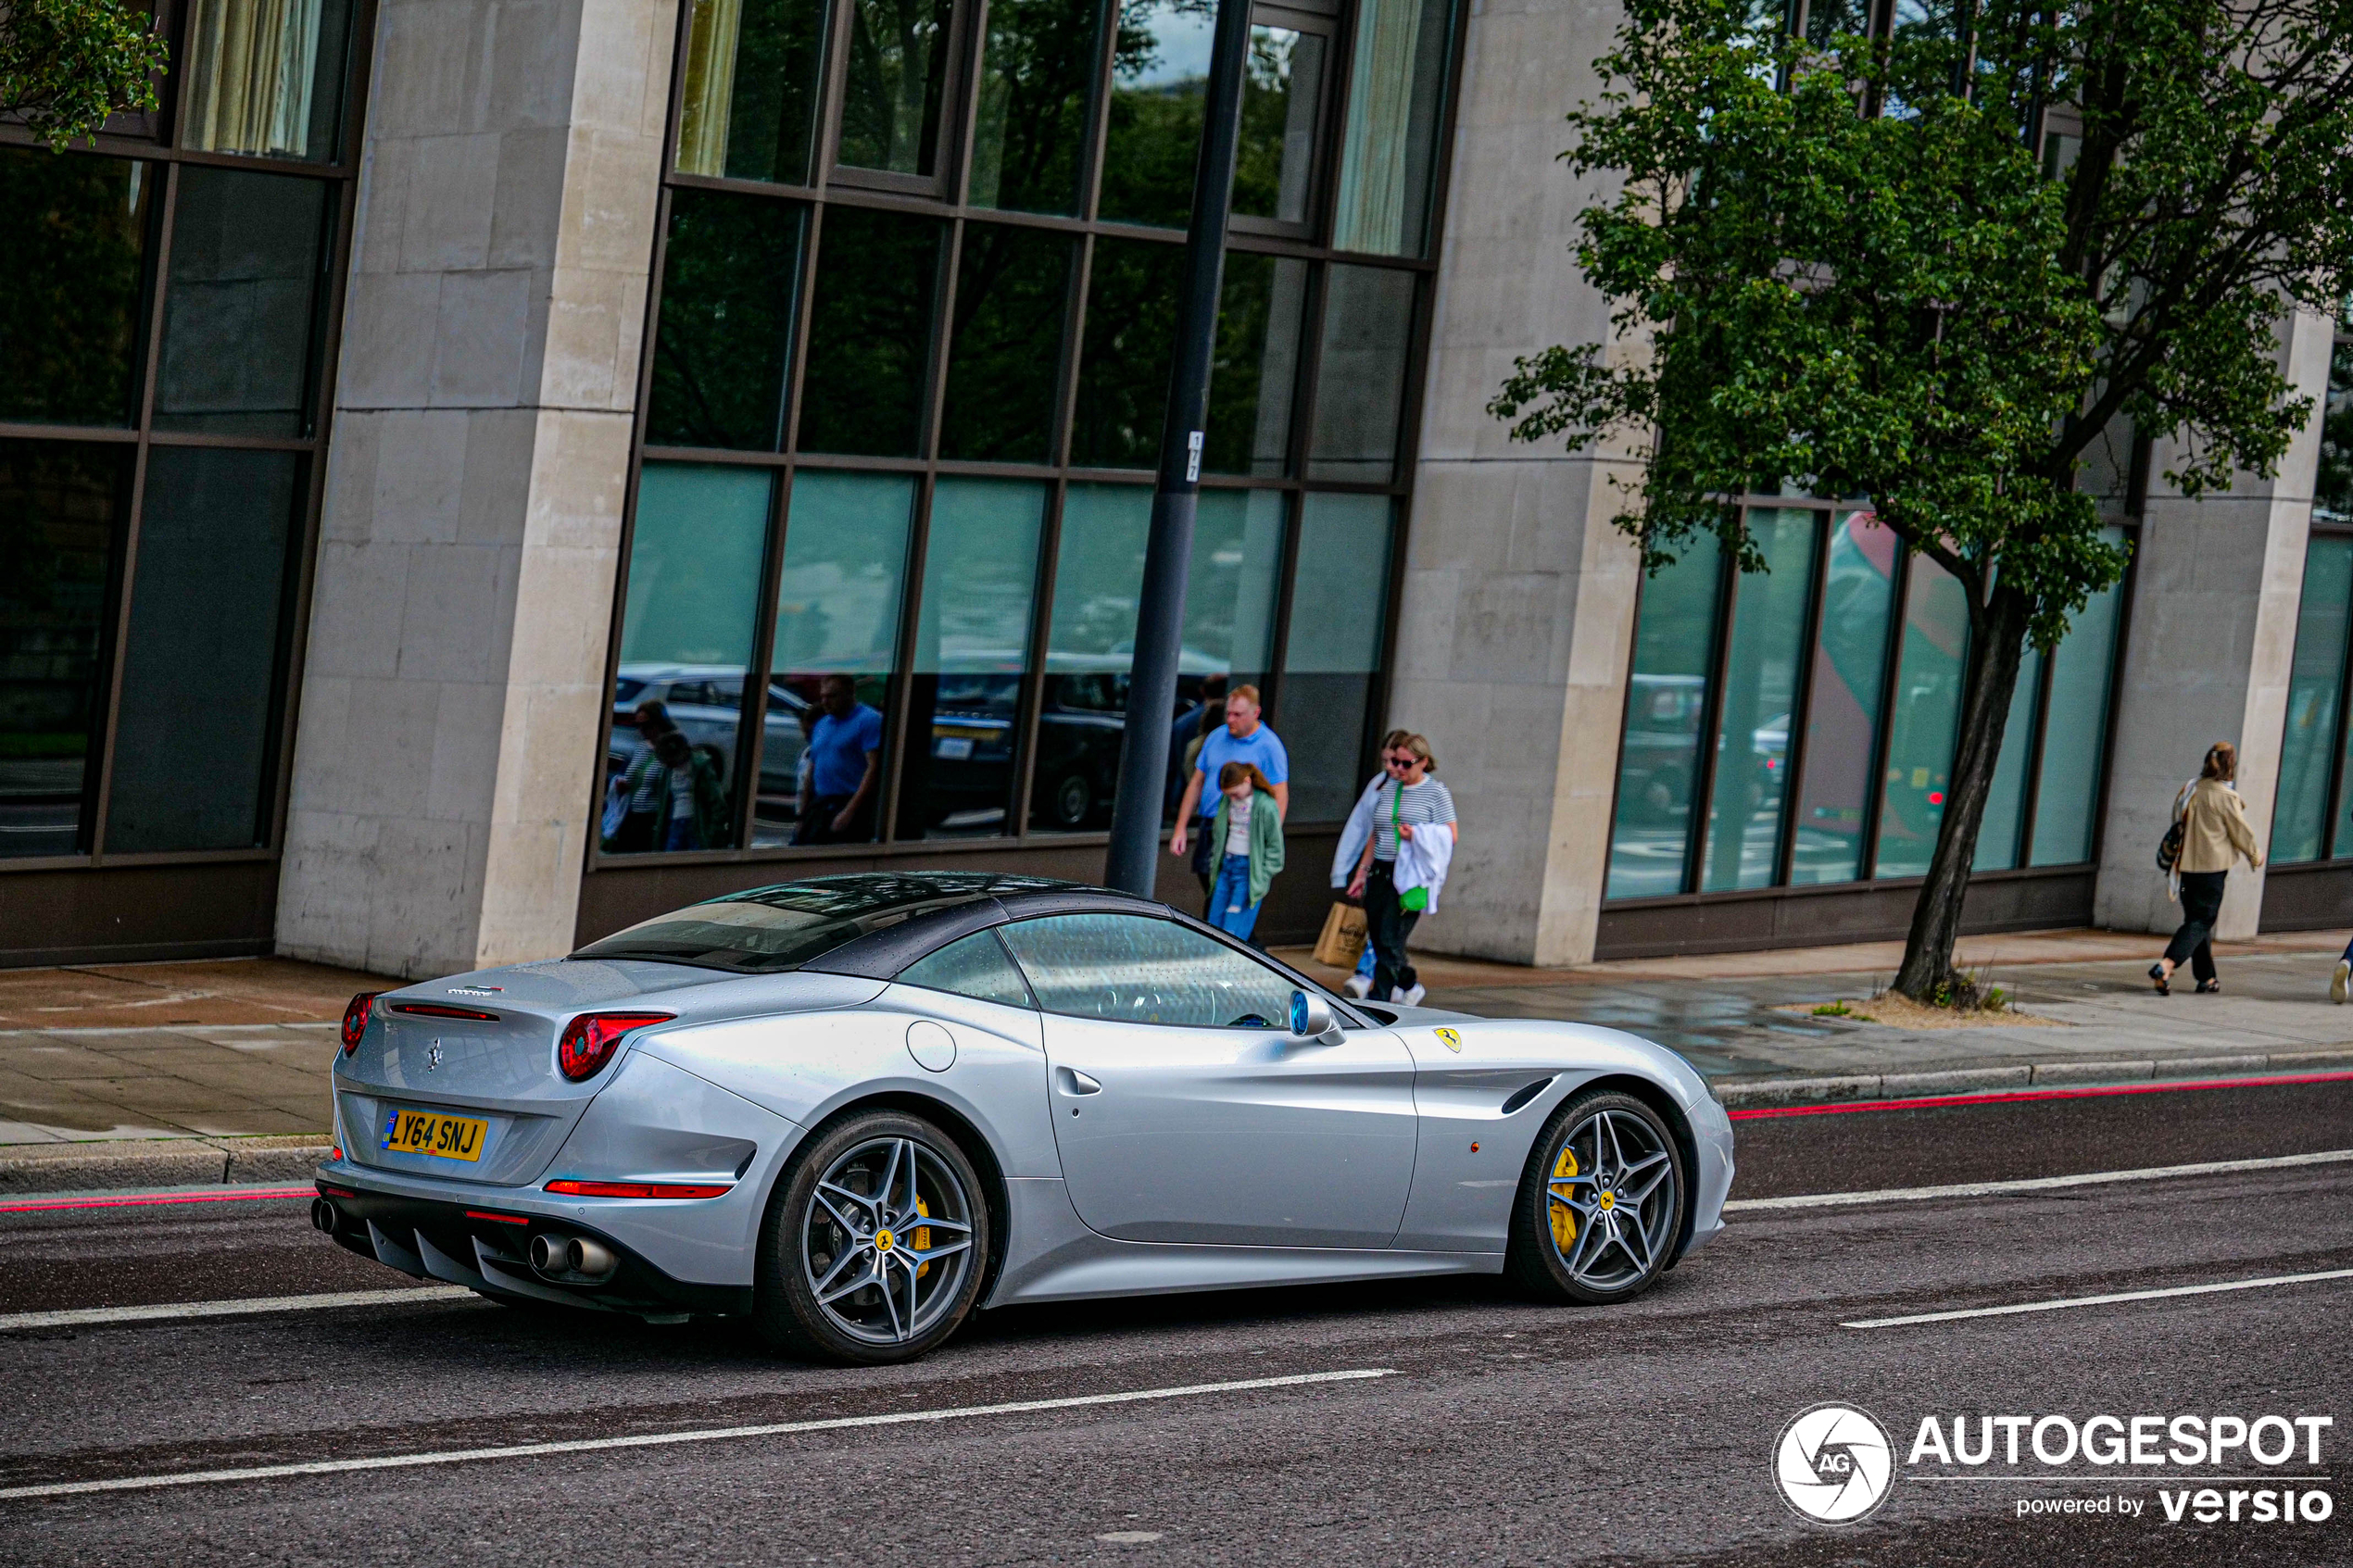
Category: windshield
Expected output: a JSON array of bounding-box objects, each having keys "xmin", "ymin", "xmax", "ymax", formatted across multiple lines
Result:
[{"xmin": 571, "ymin": 874, "xmax": 1074, "ymax": 973}]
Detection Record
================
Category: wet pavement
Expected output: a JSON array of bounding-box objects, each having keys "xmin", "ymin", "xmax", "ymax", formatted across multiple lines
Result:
[{"xmin": 1427, "ymin": 951, "xmax": 2353, "ymax": 1082}]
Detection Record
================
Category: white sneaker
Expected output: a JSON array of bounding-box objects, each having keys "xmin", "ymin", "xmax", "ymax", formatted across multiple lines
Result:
[
  {"xmin": 2334, "ymin": 960, "xmax": 2348, "ymax": 1005},
  {"xmin": 1342, "ymin": 973, "xmax": 1371, "ymax": 998},
  {"xmin": 1400, "ymin": 983, "xmax": 1427, "ymax": 1007}
]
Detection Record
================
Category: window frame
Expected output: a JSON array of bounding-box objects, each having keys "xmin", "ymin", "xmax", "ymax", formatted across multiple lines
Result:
[
  {"xmin": 823, "ymin": 0, "xmax": 979, "ymax": 200},
  {"xmin": 592, "ymin": 0, "xmax": 1473, "ymax": 872},
  {"xmin": 1225, "ymin": 6, "xmax": 1343, "ymax": 245},
  {"xmin": 1599, "ymin": 497, "xmax": 2138, "ymax": 910},
  {"xmin": 2268, "ymin": 515, "xmax": 2353, "ymax": 869},
  {"xmin": 0, "ymin": 0, "xmax": 378, "ymax": 876}
]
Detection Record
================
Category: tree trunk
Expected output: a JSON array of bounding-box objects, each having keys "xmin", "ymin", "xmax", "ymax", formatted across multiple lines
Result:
[{"xmin": 1892, "ymin": 583, "xmax": 2032, "ymax": 1001}]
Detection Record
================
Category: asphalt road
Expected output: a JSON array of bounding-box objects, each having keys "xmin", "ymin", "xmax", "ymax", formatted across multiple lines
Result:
[{"xmin": 1, "ymin": 1077, "xmax": 2347, "ymax": 1566}]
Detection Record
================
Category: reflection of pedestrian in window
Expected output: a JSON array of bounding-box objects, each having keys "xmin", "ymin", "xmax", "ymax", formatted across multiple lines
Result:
[
  {"xmin": 1169, "ymin": 684, "xmax": 1289, "ymax": 896},
  {"xmin": 661, "ymin": 733, "xmax": 727, "ymax": 850},
  {"xmin": 1206, "ymin": 761, "xmax": 1285, "ymax": 943},
  {"xmin": 1166, "ymin": 673, "xmax": 1228, "ymax": 812},
  {"xmin": 799, "ymin": 673, "xmax": 883, "ymax": 844},
  {"xmin": 607, "ymin": 700, "xmax": 675, "ymax": 853},
  {"xmin": 610, "ymin": 727, "xmax": 724, "ymax": 852}
]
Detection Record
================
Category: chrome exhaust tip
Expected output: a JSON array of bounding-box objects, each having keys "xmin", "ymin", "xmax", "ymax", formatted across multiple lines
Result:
[
  {"xmin": 529, "ymin": 1233, "xmax": 617, "ymax": 1282},
  {"xmin": 310, "ymin": 1197, "xmax": 341, "ymax": 1235}
]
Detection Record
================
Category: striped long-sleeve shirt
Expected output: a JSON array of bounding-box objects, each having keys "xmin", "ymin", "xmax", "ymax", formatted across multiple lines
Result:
[{"xmin": 1372, "ymin": 777, "xmax": 1456, "ymax": 861}]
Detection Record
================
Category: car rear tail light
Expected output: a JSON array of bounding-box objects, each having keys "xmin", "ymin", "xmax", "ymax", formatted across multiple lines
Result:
[
  {"xmin": 556, "ymin": 1012, "xmax": 673, "ymax": 1082},
  {"xmin": 341, "ymin": 993, "xmax": 383, "ymax": 1055},
  {"xmin": 544, "ymin": 1179, "xmax": 732, "ymax": 1199},
  {"xmin": 389, "ymin": 1002, "xmax": 501, "ymax": 1022}
]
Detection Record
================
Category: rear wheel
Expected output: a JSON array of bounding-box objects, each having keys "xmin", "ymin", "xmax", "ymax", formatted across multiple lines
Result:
[
  {"xmin": 1505, "ymin": 1089, "xmax": 1685, "ymax": 1305},
  {"xmin": 1051, "ymin": 773, "xmax": 1092, "ymax": 828},
  {"xmin": 755, "ymin": 1110, "xmax": 989, "ymax": 1363}
]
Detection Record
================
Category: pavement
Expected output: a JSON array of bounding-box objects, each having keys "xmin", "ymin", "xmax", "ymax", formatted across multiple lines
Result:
[
  {"xmin": 5, "ymin": 928, "xmax": 2352, "ymax": 1192},
  {"xmin": 2, "ymin": 1074, "xmax": 2345, "ymax": 1564},
  {"xmin": 1280, "ymin": 924, "xmax": 2353, "ymax": 1098}
]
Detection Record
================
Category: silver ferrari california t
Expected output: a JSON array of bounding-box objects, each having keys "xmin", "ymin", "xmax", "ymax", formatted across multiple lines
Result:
[{"xmin": 313, "ymin": 873, "xmax": 1733, "ymax": 1362}]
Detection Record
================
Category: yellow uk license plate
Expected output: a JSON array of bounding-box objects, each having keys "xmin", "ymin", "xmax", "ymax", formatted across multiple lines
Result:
[{"xmin": 382, "ymin": 1108, "xmax": 488, "ymax": 1161}]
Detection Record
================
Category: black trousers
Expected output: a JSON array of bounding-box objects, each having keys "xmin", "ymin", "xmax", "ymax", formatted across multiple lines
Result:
[
  {"xmin": 1366, "ymin": 860, "xmax": 1423, "ymax": 1000},
  {"xmin": 1189, "ymin": 819, "xmax": 1217, "ymax": 897},
  {"xmin": 795, "ymin": 793, "xmax": 874, "ymax": 846},
  {"xmin": 2164, "ymin": 871, "xmax": 2227, "ymax": 985}
]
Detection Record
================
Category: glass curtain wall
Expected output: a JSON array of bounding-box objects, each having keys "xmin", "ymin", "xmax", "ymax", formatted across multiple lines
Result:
[
  {"xmin": 2272, "ymin": 533, "xmax": 2353, "ymax": 863},
  {"xmin": 0, "ymin": 16, "xmax": 362, "ymax": 867},
  {"xmin": 2271, "ymin": 319, "xmax": 2353, "ymax": 867},
  {"xmin": 606, "ymin": 0, "xmax": 1459, "ymax": 860},
  {"xmin": 1605, "ymin": 506, "xmax": 2131, "ymax": 900}
]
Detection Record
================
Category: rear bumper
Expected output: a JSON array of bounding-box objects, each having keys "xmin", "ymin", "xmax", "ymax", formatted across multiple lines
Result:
[{"xmin": 314, "ymin": 1164, "xmax": 755, "ymax": 1319}]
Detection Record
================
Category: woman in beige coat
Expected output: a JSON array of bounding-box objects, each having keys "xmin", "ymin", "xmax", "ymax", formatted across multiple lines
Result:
[{"xmin": 2151, "ymin": 742, "xmax": 2264, "ymax": 995}]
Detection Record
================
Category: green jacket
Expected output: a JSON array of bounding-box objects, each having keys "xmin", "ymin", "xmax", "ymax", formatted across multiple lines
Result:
[
  {"xmin": 610, "ymin": 746, "xmax": 727, "ymax": 850},
  {"xmin": 1209, "ymin": 786, "xmax": 1286, "ymax": 907}
]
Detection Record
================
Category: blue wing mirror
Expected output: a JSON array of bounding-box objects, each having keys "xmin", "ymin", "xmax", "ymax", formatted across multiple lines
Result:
[{"xmin": 1288, "ymin": 989, "xmax": 1344, "ymax": 1045}]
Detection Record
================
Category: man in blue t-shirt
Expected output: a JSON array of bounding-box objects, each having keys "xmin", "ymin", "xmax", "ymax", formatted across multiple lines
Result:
[
  {"xmin": 1169, "ymin": 684, "xmax": 1289, "ymax": 894},
  {"xmin": 796, "ymin": 673, "xmax": 883, "ymax": 844}
]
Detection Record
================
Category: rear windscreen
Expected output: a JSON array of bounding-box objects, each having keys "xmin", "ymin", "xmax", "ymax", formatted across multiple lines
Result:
[{"xmin": 570, "ymin": 874, "xmax": 1067, "ymax": 973}]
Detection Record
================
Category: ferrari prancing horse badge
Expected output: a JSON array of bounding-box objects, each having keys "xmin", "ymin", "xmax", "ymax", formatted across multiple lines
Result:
[{"xmin": 1435, "ymin": 1028, "xmax": 1462, "ymax": 1053}]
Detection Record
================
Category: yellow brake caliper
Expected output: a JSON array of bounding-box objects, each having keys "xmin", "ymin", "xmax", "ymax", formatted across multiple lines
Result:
[
  {"xmin": 914, "ymin": 1197, "xmax": 931, "ymax": 1280},
  {"xmin": 1549, "ymin": 1145, "xmax": 1578, "ymax": 1250}
]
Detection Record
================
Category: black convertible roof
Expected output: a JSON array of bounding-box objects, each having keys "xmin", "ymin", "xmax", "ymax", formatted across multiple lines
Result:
[
  {"xmin": 572, "ymin": 871, "xmax": 1366, "ymax": 1022},
  {"xmin": 570, "ymin": 872, "xmax": 1161, "ymax": 976},
  {"xmin": 796, "ymin": 877, "xmax": 1165, "ymax": 979}
]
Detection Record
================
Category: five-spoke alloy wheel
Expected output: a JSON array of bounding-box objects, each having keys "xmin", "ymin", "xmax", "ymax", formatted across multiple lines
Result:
[
  {"xmin": 1506, "ymin": 1088, "xmax": 1686, "ymax": 1305},
  {"xmin": 758, "ymin": 1110, "xmax": 990, "ymax": 1362}
]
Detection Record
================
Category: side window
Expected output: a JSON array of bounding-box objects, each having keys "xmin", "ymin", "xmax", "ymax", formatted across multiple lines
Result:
[
  {"xmin": 995, "ymin": 913, "xmax": 1296, "ymax": 1028},
  {"xmin": 896, "ymin": 930, "xmax": 1035, "ymax": 1010}
]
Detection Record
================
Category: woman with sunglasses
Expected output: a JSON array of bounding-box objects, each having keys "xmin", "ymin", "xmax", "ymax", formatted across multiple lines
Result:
[{"xmin": 1345, "ymin": 734, "xmax": 1457, "ymax": 1005}]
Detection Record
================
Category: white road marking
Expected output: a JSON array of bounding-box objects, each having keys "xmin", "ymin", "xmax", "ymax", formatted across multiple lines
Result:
[
  {"xmin": 0, "ymin": 1286, "xmax": 474, "ymax": 1333},
  {"xmin": 1724, "ymin": 1148, "xmax": 2353, "ymax": 1212},
  {"xmin": 1842, "ymin": 1267, "xmax": 2353, "ymax": 1329},
  {"xmin": 0, "ymin": 1369, "xmax": 1397, "ymax": 1502}
]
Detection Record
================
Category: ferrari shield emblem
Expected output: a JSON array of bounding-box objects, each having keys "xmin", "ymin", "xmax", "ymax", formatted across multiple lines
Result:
[{"xmin": 1435, "ymin": 1028, "xmax": 1462, "ymax": 1053}]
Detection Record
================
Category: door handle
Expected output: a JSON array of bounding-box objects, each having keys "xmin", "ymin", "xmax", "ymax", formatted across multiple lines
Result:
[{"xmin": 1057, "ymin": 1067, "xmax": 1102, "ymax": 1096}]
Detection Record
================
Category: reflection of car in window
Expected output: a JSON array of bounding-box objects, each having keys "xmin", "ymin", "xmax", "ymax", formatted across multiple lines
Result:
[
  {"xmin": 1021, "ymin": 648, "xmax": 1228, "ymax": 831},
  {"xmin": 1715, "ymin": 710, "xmax": 1791, "ymax": 822},
  {"xmin": 1619, "ymin": 674, "xmax": 1706, "ymax": 822},
  {"xmin": 912, "ymin": 671, "xmax": 1024, "ymax": 831},
  {"xmin": 608, "ymin": 665, "xmax": 810, "ymax": 798}
]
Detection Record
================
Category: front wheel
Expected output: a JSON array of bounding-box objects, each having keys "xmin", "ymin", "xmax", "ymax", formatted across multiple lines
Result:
[
  {"xmin": 755, "ymin": 1110, "xmax": 990, "ymax": 1363},
  {"xmin": 1505, "ymin": 1089, "xmax": 1685, "ymax": 1305}
]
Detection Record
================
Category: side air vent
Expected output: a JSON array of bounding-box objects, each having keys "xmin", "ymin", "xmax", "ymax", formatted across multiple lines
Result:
[{"xmin": 1501, "ymin": 1077, "xmax": 1556, "ymax": 1116}]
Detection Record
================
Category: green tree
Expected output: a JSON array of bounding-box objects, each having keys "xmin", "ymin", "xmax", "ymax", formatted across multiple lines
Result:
[
  {"xmin": 2, "ymin": 0, "xmax": 167, "ymax": 150},
  {"xmin": 1494, "ymin": 0, "xmax": 2353, "ymax": 999}
]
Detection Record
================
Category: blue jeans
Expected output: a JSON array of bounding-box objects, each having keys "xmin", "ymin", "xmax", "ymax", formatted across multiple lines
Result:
[{"xmin": 1207, "ymin": 852, "xmax": 1261, "ymax": 941}]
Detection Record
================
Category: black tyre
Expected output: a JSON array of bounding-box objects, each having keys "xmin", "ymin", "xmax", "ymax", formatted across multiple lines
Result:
[
  {"xmin": 1504, "ymin": 1088, "xmax": 1685, "ymax": 1305},
  {"xmin": 755, "ymin": 1110, "xmax": 990, "ymax": 1364},
  {"xmin": 1051, "ymin": 773, "xmax": 1092, "ymax": 829}
]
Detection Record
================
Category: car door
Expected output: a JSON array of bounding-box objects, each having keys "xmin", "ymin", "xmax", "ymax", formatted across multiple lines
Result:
[{"xmin": 995, "ymin": 911, "xmax": 1417, "ymax": 1248}]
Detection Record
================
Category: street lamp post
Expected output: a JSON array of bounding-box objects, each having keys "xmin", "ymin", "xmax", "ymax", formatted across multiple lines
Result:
[{"xmin": 1102, "ymin": 0, "xmax": 1257, "ymax": 897}]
